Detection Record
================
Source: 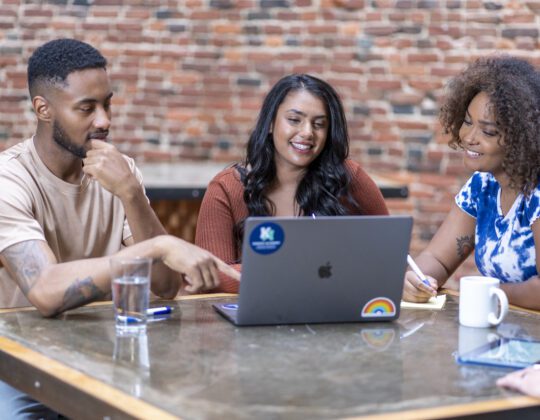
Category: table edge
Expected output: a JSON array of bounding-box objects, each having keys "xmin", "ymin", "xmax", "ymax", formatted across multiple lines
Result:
[{"xmin": 0, "ymin": 336, "xmax": 180, "ymax": 420}]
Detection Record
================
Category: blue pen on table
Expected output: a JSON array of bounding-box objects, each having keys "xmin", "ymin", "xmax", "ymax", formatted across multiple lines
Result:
[
  {"xmin": 147, "ymin": 306, "xmax": 173, "ymax": 316},
  {"xmin": 406, "ymin": 255, "xmax": 432, "ymax": 289},
  {"xmin": 124, "ymin": 306, "xmax": 173, "ymax": 323}
]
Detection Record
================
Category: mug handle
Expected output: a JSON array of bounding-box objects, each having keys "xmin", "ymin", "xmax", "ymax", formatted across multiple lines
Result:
[{"xmin": 487, "ymin": 287, "xmax": 509, "ymax": 326}]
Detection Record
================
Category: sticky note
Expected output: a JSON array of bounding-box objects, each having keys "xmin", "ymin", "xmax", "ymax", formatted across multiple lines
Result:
[{"xmin": 400, "ymin": 294, "xmax": 447, "ymax": 310}]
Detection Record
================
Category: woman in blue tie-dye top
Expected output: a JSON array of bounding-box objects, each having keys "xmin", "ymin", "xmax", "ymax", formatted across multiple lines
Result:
[{"xmin": 402, "ymin": 56, "xmax": 540, "ymax": 310}]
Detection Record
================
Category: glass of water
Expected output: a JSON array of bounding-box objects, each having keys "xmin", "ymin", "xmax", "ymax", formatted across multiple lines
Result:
[{"xmin": 110, "ymin": 257, "xmax": 152, "ymax": 333}]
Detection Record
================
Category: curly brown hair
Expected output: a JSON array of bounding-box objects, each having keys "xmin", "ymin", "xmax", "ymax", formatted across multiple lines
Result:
[{"xmin": 439, "ymin": 55, "xmax": 540, "ymax": 195}]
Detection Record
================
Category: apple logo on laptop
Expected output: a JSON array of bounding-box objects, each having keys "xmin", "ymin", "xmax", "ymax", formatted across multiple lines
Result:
[{"xmin": 318, "ymin": 262, "xmax": 332, "ymax": 278}]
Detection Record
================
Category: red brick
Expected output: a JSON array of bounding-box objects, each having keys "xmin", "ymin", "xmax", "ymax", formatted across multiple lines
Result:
[
  {"xmin": 435, "ymin": 39, "xmax": 454, "ymax": 50},
  {"xmin": 367, "ymin": 80, "xmax": 402, "ymax": 90},
  {"xmin": 365, "ymin": 25, "xmax": 397, "ymax": 36},
  {"xmin": 390, "ymin": 64, "xmax": 427, "ymax": 76},
  {"xmin": 389, "ymin": 12, "xmax": 407, "ymax": 21},
  {"xmin": 407, "ymin": 53, "xmax": 439, "ymax": 63},
  {"xmin": 466, "ymin": 0, "xmax": 482, "ymax": 8},
  {"xmin": 301, "ymin": 12, "xmax": 318, "ymax": 20},
  {"xmin": 0, "ymin": 57, "xmax": 17, "ymax": 66},
  {"xmin": 0, "ymin": 10, "xmax": 17, "ymax": 17},
  {"xmin": 23, "ymin": 8, "xmax": 53, "ymax": 18},
  {"xmin": 368, "ymin": 66, "xmax": 387, "ymax": 75},
  {"xmin": 431, "ymin": 66, "xmax": 462, "ymax": 77},
  {"xmin": 81, "ymin": 22, "xmax": 108, "ymax": 31},
  {"xmin": 516, "ymin": 39, "xmax": 536, "ymax": 49},
  {"xmin": 307, "ymin": 24, "xmax": 338, "ymax": 34},
  {"xmin": 191, "ymin": 10, "xmax": 220, "ymax": 19},
  {"xmin": 503, "ymin": 13, "xmax": 535, "ymax": 24},
  {"xmin": 214, "ymin": 23, "xmax": 241, "ymax": 34},
  {"xmin": 117, "ymin": 23, "xmax": 143, "ymax": 31},
  {"xmin": 428, "ymin": 25, "xmax": 461, "ymax": 37},
  {"xmin": 394, "ymin": 39, "xmax": 414, "ymax": 49},
  {"xmin": 144, "ymin": 61, "xmax": 177, "ymax": 71},
  {"xmin": 143, "ymin": 150, "xmax": 175, "ymax": 162},
  {"xmin": 126, "ymin": 9, "xmax": 151, "ymax": 19},
  {"xmin": 91, "ymin": 9, "xmax": 119, "ymax": 18},
  {"xmin": 396, "ymin": 120, "xmax": 430, "ymax": 130},
  {"xmin": 409, "ymin": 80, "xmax": 444, "ymax": 91},
  {"xmin": 465, "ymin": 27, "xmax": 498, "ymax": 37},
  {"xmin": 390, "ymin": 93, "xmax": 424, "ymax": 105}
]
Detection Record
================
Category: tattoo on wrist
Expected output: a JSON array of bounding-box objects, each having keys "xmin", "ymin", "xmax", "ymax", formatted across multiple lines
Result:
[
  {"xmin": 3, "ymin": 241, "xmax": 48, "ymax": 294},
  {"xmin": 56, "ymin": 277, "xmax": 106, "ymax": 314},
  {"xmin": 456, "ymin": 235, "xmax": 475, "ymax": 259}
]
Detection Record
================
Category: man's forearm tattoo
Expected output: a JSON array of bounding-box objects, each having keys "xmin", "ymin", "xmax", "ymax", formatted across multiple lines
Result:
[
  {"xmin": 56, "ymin": 277, "xmax": 107, "ymax": 314},
  {"xmin": 2, "ymin": 241, "xmax": 48, "ymax": 294},
  {"xmin": 456, "ymin": 235, "xmax": 475, "ymax": 259}
]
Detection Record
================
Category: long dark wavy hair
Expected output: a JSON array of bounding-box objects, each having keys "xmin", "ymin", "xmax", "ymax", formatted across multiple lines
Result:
[
  {"xmin": 440, "ymin": 55, "xmax": 540, "ymax": 195},
  {"xmin": 233, "ymin": 74, "xmax": 360, "ymax": 252}
]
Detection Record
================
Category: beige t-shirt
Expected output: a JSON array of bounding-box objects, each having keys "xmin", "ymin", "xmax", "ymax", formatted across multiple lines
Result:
[{"xmin": 0, "ymin": 138, "xmax": 140, "ymax": 308}]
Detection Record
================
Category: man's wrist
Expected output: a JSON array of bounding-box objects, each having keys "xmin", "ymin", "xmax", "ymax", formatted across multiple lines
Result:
[
  {"xmin": 151, "ymin": 235, "xmax": 172, "ymax": 262},
  {"xmin": 118, "ymin": 179, "xmax": 145, "ymax": 202}
]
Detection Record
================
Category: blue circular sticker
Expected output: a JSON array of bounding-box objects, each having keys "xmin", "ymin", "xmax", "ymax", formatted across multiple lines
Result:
[{"xmin": 249, "ymin": 222, "xmax": 285, "ymax": 255}]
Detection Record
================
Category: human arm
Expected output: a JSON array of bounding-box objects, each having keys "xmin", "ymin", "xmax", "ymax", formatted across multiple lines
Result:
[
  {"xmin": 402, "ymin": 202, "xmax": 476, "ymax": 302},
  {"xmin": 498, "ymin": 219, "xmax": 540, "ymax": 310},
  {"xmin": 0, "ymin": 235, "xmax": 240, "ymax": 317},
  {"xmin": 82, "ymin": 140, "xmax": 180, "ymax": 296},
  {"xmin": 195, "ymin": 170, "xmax": 244, "ymax": 293}
]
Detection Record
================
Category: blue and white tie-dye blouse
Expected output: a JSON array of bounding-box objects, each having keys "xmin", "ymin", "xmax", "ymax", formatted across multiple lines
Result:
[{"xmin": 455, "ymin": 172, "xmax": 540, "ymax": 283}]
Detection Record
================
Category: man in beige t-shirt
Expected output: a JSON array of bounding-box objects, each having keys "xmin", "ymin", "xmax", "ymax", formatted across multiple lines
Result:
[{"xmin": 0, "ymin": 38, "xmax": 239, "ymax": 316}]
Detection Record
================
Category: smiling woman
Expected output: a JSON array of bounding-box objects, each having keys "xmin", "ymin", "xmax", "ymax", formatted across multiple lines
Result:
[
  {"xmin": 194, "ymin": 74, "xmax": 389, "ymax": 293},
  {"xmin": 402, "ymin": 55, "xmax": 540, "ymax": 311}
]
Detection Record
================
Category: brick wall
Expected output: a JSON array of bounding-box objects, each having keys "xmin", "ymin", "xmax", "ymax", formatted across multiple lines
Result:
[{"xmin": 2, "ymin": 0, "xmax": 540, "ymax": 285}]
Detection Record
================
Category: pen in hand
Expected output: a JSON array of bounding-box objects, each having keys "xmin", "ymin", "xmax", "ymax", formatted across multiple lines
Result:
[{"xmin": 407, "ymin": 255, "xmax": 435, "ymax": 293}]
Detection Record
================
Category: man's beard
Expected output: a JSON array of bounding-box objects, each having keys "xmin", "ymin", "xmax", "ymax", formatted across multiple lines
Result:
[{"xmin": 52, "ymin": 121, "xmax": 87, "ymax": 159}]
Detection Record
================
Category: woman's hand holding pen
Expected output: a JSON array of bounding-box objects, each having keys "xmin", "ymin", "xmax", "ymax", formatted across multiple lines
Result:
[
  {"xmin": 402, "ymin": 255, "xmax": 438, "ymax": 302},
  {"xmin": 403, "ymin": 271, "xmax": 438, "ymax": 302}
]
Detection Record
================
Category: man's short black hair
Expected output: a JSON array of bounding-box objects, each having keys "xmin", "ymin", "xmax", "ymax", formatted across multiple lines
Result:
[{"xmin": 27, "ymin": 38, "xmax": 107, "ymax": 97}]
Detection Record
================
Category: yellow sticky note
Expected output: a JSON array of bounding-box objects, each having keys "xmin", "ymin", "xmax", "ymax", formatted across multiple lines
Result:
[{"xmin": 400, "ymin": 294, "xmax": 447, "ymax": 310}]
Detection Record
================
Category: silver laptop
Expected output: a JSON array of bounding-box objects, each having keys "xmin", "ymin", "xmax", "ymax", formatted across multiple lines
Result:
[{"xmin": 213, "ymin": 216, "xmax": 412, "ymax": 326}]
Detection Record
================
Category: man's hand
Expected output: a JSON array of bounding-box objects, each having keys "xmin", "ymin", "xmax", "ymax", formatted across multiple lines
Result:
[
  {"xmin": 158, "ymin": 236, "xmax": 240, "ymax": 293},
  {"xmin": 402, "ymin": 270, "xmax": 437, "ymax": 302},
  {"xmin": 82, "ymin": 140, "xmax": 140, "ymax": 199}
]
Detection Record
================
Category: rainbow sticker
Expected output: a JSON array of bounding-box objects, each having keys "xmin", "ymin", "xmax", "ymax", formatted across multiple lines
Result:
[{"xmin": 361, "ymin": 297, "xmax": 397, "ymax": 318}]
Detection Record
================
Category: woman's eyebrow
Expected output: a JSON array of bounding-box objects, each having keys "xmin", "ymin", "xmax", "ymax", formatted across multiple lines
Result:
[
  {"xmin": 286, "ymin": 109, "xmax": 327, "ymax": 119},
  {"xmin": 465, "ymin": 110, "xmax": 496, "ymax": 126}
]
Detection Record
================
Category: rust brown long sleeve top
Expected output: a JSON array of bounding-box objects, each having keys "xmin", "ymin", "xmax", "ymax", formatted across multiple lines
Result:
[{"xmin": 195, "ymin": 159, "xmax": 389, "ymax": 293}]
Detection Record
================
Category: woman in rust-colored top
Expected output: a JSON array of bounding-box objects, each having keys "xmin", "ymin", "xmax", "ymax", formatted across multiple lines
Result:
[{"xmin": 195, "ymin": 74, "xmax": 388, "ymax": 293}]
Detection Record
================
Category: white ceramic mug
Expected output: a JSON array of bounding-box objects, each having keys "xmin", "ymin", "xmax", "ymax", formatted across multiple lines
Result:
[{"xmin": 459, "ymin": 276, "xmax": 509, "ymax": 328}]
